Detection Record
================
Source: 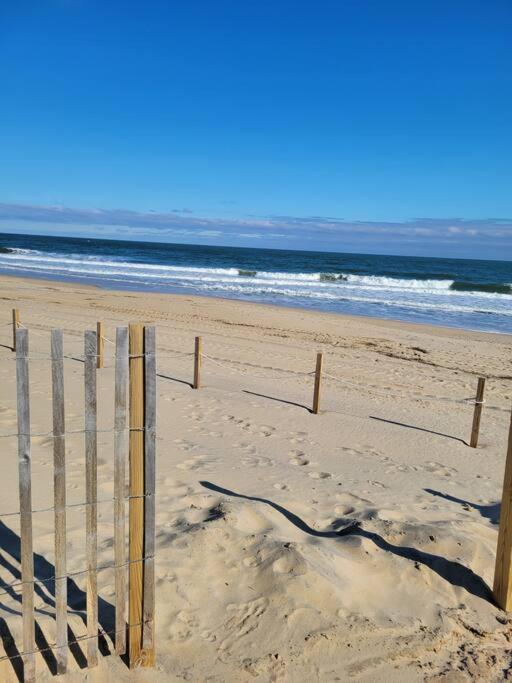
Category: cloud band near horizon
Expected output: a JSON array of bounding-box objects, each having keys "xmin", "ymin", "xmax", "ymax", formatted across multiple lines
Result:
[{"xmin": 0, "ymin": 202, "xmax": 510, "ymax": 259}]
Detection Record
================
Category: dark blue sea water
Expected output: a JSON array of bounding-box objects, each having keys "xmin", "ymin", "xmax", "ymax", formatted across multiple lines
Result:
[{"xmin": 0, "ymin": 232, "xmax": 511, "ymax": 333}]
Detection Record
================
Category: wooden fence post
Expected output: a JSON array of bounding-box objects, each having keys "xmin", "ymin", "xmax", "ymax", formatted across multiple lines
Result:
[
  {"xmin": 470, "ymin": 377, "xmax": 486, "ymax": 448},
  {"xmin": 312, "ymin": 352, "xmax": 323, "ymax": 414},
  {"xmin": 142, "ymin": 326, "xmax": 156, "ymax": 665},
  {"xmin": 128, "ymin": 324, "xmax": 156, "ymax": 667},
  {"xmin": 12, "ymin": 308, "xmax": 20, "ymax": 351},
  {"xmin": 16, "ymin": 328, "xmax": 35, "ymax": 683},
  {"xmin": 114, "ymin": 327, "xmax": 128, "ymax": 656},
  {"xmin": 97, "ymin": 322, "xmax": 104, "ymax": 369},
  {"xmin": 129, "ymin": 324, "xmax": 145, "ymax": 667},
  {"xmin": 193, "ymin": 336, "xmax": 202, "ymax": 389},
  {"xmin": 493, "ymin": 406, "xmax": 512, "ymax": 610},
  {"xmin": 84, "ymin": 330, "xmax": 98, "ymax": 667},
  {"xmin": 51, "ymin": 329, "xmax": 67, "ymax": 674}
]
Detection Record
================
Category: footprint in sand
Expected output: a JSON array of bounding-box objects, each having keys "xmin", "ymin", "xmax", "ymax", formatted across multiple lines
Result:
[
  {"xmin": 233, "ymin": 442, "xmax": 257, "ymax": 455},
  {"xmin": 220, "ymin": 598, "xmax": 268, "ymax": 652},
  {"xmin": 289, "ymin": 456, "xmax": 310, "ymax": 466},
  {"xmin": 176, "ymin": 456, "xmax": 216, "ymax": 471},
  {"xmin": 308, "ymin": 471, "xmax": 331, "ymax": 480},
  {"xmin": 288, "ymin": 430, "xmax": 315, "ymax": 445},
  {"xmin": 240, "ymin": 422, "xmax": 276, "ymax": 437},
  {"xmin": 173, "ymin": 438, "xmax": 198, "ymax": 452},
  {"xmin": 288, "ymin": 449, "xmax": 310, "ymax": 466},
  {"xmin": 422, "ymin": 461, "xmax": 457, "ymax": 477},
  {"xmin": 198, "ymin": 430, "xmax": 222, "ymax": 438},
  {"xmin": 241, "ymin": 455, "xmax": 274, "ymax": 468}
]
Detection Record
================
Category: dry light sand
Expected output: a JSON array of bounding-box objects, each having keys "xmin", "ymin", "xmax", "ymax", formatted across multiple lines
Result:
[{"xmin": 0, "ymin": 275, "xmax": 511, "ymax": 682}]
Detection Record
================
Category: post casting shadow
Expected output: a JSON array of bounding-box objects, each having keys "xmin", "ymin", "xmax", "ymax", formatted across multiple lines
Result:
[
  {"xmin": 0, "ymin": 521, "xmax": 115, "ymax": 679},
  {"xmin": 370, "ymin": 415, "xmax": 468, "ymax": 446},
  {"xmin": 157, "ymin": 373, "xmax": 193, "ymax": 389},
  {"xmin": 243, "ymin": 390, "xmax": 312, "ymax": 413},
  {"xmin": 200, "ymin": 481, "xmax": 492, "ymax": 604},
  {"xmin": 425, "ymin": 489, "xmax": 500, "ymax": 525}
]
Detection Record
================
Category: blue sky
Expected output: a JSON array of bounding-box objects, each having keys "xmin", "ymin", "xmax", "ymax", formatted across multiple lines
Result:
[{"xmin": 0, "ymin": 0, "xmax": 511, "ymax": 259}]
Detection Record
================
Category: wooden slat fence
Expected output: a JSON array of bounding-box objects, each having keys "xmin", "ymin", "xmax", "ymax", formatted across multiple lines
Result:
[{"xmin": 7, "ymin": 324, "xmax": 156, "ymax": 681}]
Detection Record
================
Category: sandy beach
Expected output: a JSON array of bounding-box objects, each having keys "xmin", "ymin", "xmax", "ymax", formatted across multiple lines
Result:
[{"xmin": 0, "ymin": 274, "xmax": 511, "ymax": 682}]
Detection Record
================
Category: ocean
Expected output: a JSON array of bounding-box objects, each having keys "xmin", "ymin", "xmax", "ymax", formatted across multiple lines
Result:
[{"xmin": 0, "ymin": 232, "xmax": 510, "ymax": 334}]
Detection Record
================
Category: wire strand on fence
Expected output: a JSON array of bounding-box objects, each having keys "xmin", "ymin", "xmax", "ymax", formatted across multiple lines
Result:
[
  {"xmin": 2, "ymin": 331, "xmax": 508, "ymax": 410},
  {"xmin": 0, "ymin": 492, "xmax": 154, "ymax": 519},
  {"xmin": 0, "ymin": 554, "xmax": 155, "ymax": 597},
  {"xmin": 321, "ymin": 371, "xmax": 489, "ymax": 406},
  {"xmin": 0, "ymin": 618, "xmax": 152, "ymax": 662},
  {"xmin": 201, "ymin": 352, "xmax": 310, "ymax": 380},
  {"xmin": 0, "ymin": 426, "xmax": 148, "ymax": 439}
]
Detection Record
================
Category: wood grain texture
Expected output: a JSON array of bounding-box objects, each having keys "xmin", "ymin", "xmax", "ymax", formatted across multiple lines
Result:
[
  {"xmin": 129, "ymin": 324, "xmax": 144, "ymax": 667},
  {"xmin": 142, "ymin": 326, "xmax": 156, "ymax": 665},
  {"xmin": 96, "ymin": 322, "xmax": 104, "ymax": 369},
  {"xmin": 193, "ymin": 336, "xmax": 202, "ymax": 389},
  {"xmin": 114, "ymin": 327, "xmax": 128, "ymax": 656},
  {"xmin": 312, "ymin": 352, "xmax": 323, "ymax": 415},
  {"xmin": 470, "ymin": 377, "xmax": 486, "ymax": 448},
  {"xmin": 12, "ymin": 308, "xmax": 20, "ymax": 352},
  {"xmin": 51, "ymin": 329, "xmax": 67, "ymax": 674},
  {"xmin": 84, "ymin": 330, "xmax": 98, "ymax": 667},
  {"xmin": 493, "ymin": 407, "xmax": 512, "ymax": 610},
  {"xmin": 16, "ymin": 328, "xmax": 35, "ymax": 682}
]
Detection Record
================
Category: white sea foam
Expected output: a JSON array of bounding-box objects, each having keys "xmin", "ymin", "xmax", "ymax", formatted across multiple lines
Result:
[{"xmin": 0, "ymin": 248, "xmax": 510, "ymax": 327}]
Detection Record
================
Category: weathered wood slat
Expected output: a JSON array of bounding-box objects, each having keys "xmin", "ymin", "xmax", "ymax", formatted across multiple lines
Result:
[
  {"xmin": 470, "ymin": 377, "xmax": 486, "ymax": 448},
  {"xmin": 142, "ymin": 326, "xmax": 156, "ymax": 664},
  {"xmin": 16, "ymin": 328, "xmax": 35, "ymax": 682},
  {"xmin": 128, "ymin": 324, "xmax": 144, "ymax": 667},
  {"xmin": 96, "ymin": 322, "xmax": 104, "ymax": 370},
  {"xmin": 12, "ymin": 308, "xmax": 20, "ymax": 352},
  {"xmin": 51, "ymin": 329, "xmax": 67, "ymax": 674},
  {"xmin": 312, "ymin": 352, "xmax": 323, "ymax": 414},
  {"xmin": 84, "ymin": 330, "xmax": 98, "ymax": 667},
  {"xmin": 193, "ymin": 336, "xmax": 202, "ymax": 389},
  {"xmin": 493, "ymin": 407, "xmax": 512, "ymax": 610},
  {"xmin": 114, "ymin": 327, "xmax": 128, "ymax": 655}
]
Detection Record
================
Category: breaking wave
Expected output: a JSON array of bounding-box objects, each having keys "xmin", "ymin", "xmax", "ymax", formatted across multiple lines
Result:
[{"xmin": 0, "ymin": 245, "xmax": 510, "ymax": 331}]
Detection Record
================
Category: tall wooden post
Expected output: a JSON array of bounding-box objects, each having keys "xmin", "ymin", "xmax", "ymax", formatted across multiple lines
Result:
[
  {"xmin": 84, "ymin": 331, "xmax": 98, "ymax": 667},
  {"xmin": 51, "ymin": 330, "xmax": 67, "ymax": 674},
  {"xmin": 96, "ymin": 322, "xmax": 104, "ymax": 369},
  {"xmin": 128, "ymin": 324, "xmax": 156, "ymax": 667},
  {"xmin": 16, "ymin": 328, "xmax": 35, "ymax": 682},
  {"xmin": 470, "ymin": 377, "xmax": 486, "ymax": 448},
  {"xmin": 493, "ymin": 406, "xmax": 512, "ymax": 611},
  {"xmin": 142, "ymin": 326, "xmax": 156, "ymax": 665},
  {"xmin": 114, "ymin": 327, "xmax": 128, "ymax": 656},
  {"xmin": 129, "ymin": 324, "xmax": 145, "ymax": 667},
  {"xmin": 312, "ymin": 352, "xmax": 323, "ymax": 415},
  {"xmin": 12, "ymin": 308, "xmax": 20, "ymax": 351},
  {"xmin": 193, "ymin": 336, "xmax": 202, "ymax": 389}
]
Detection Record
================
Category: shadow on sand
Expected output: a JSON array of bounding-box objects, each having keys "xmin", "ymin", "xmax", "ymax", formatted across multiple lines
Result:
[
  {"xmin": 200, "ymin": 481, "xmax": 492, "ymax": 604},
  {"xmin": 157, "ymin": 372, "xmax": 194, "ymax": 389},
  {"xmin": 0, "ymin": 521, "xmax": 117, "ymax": 681},
  {"xmin": 242, "ymin": 390, "xmax": 312, "ymax": 413},
  {"xmin": 370, "ymin": 415, "xmax": 468, "ymax": 446},
  {"xmin": 425, "ymin": 488, "xmax": 500, "ymax": 525}
]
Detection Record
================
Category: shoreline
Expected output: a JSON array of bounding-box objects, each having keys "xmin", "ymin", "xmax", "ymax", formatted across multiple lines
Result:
[{"xmin": 2, "ymin": 270, "xmax": 510, "ymax": 342}]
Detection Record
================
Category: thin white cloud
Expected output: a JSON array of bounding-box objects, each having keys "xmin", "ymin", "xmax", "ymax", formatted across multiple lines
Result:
[{"xmin": 0, "ymin": 202, "xmax": 510, "ymax": 258}]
